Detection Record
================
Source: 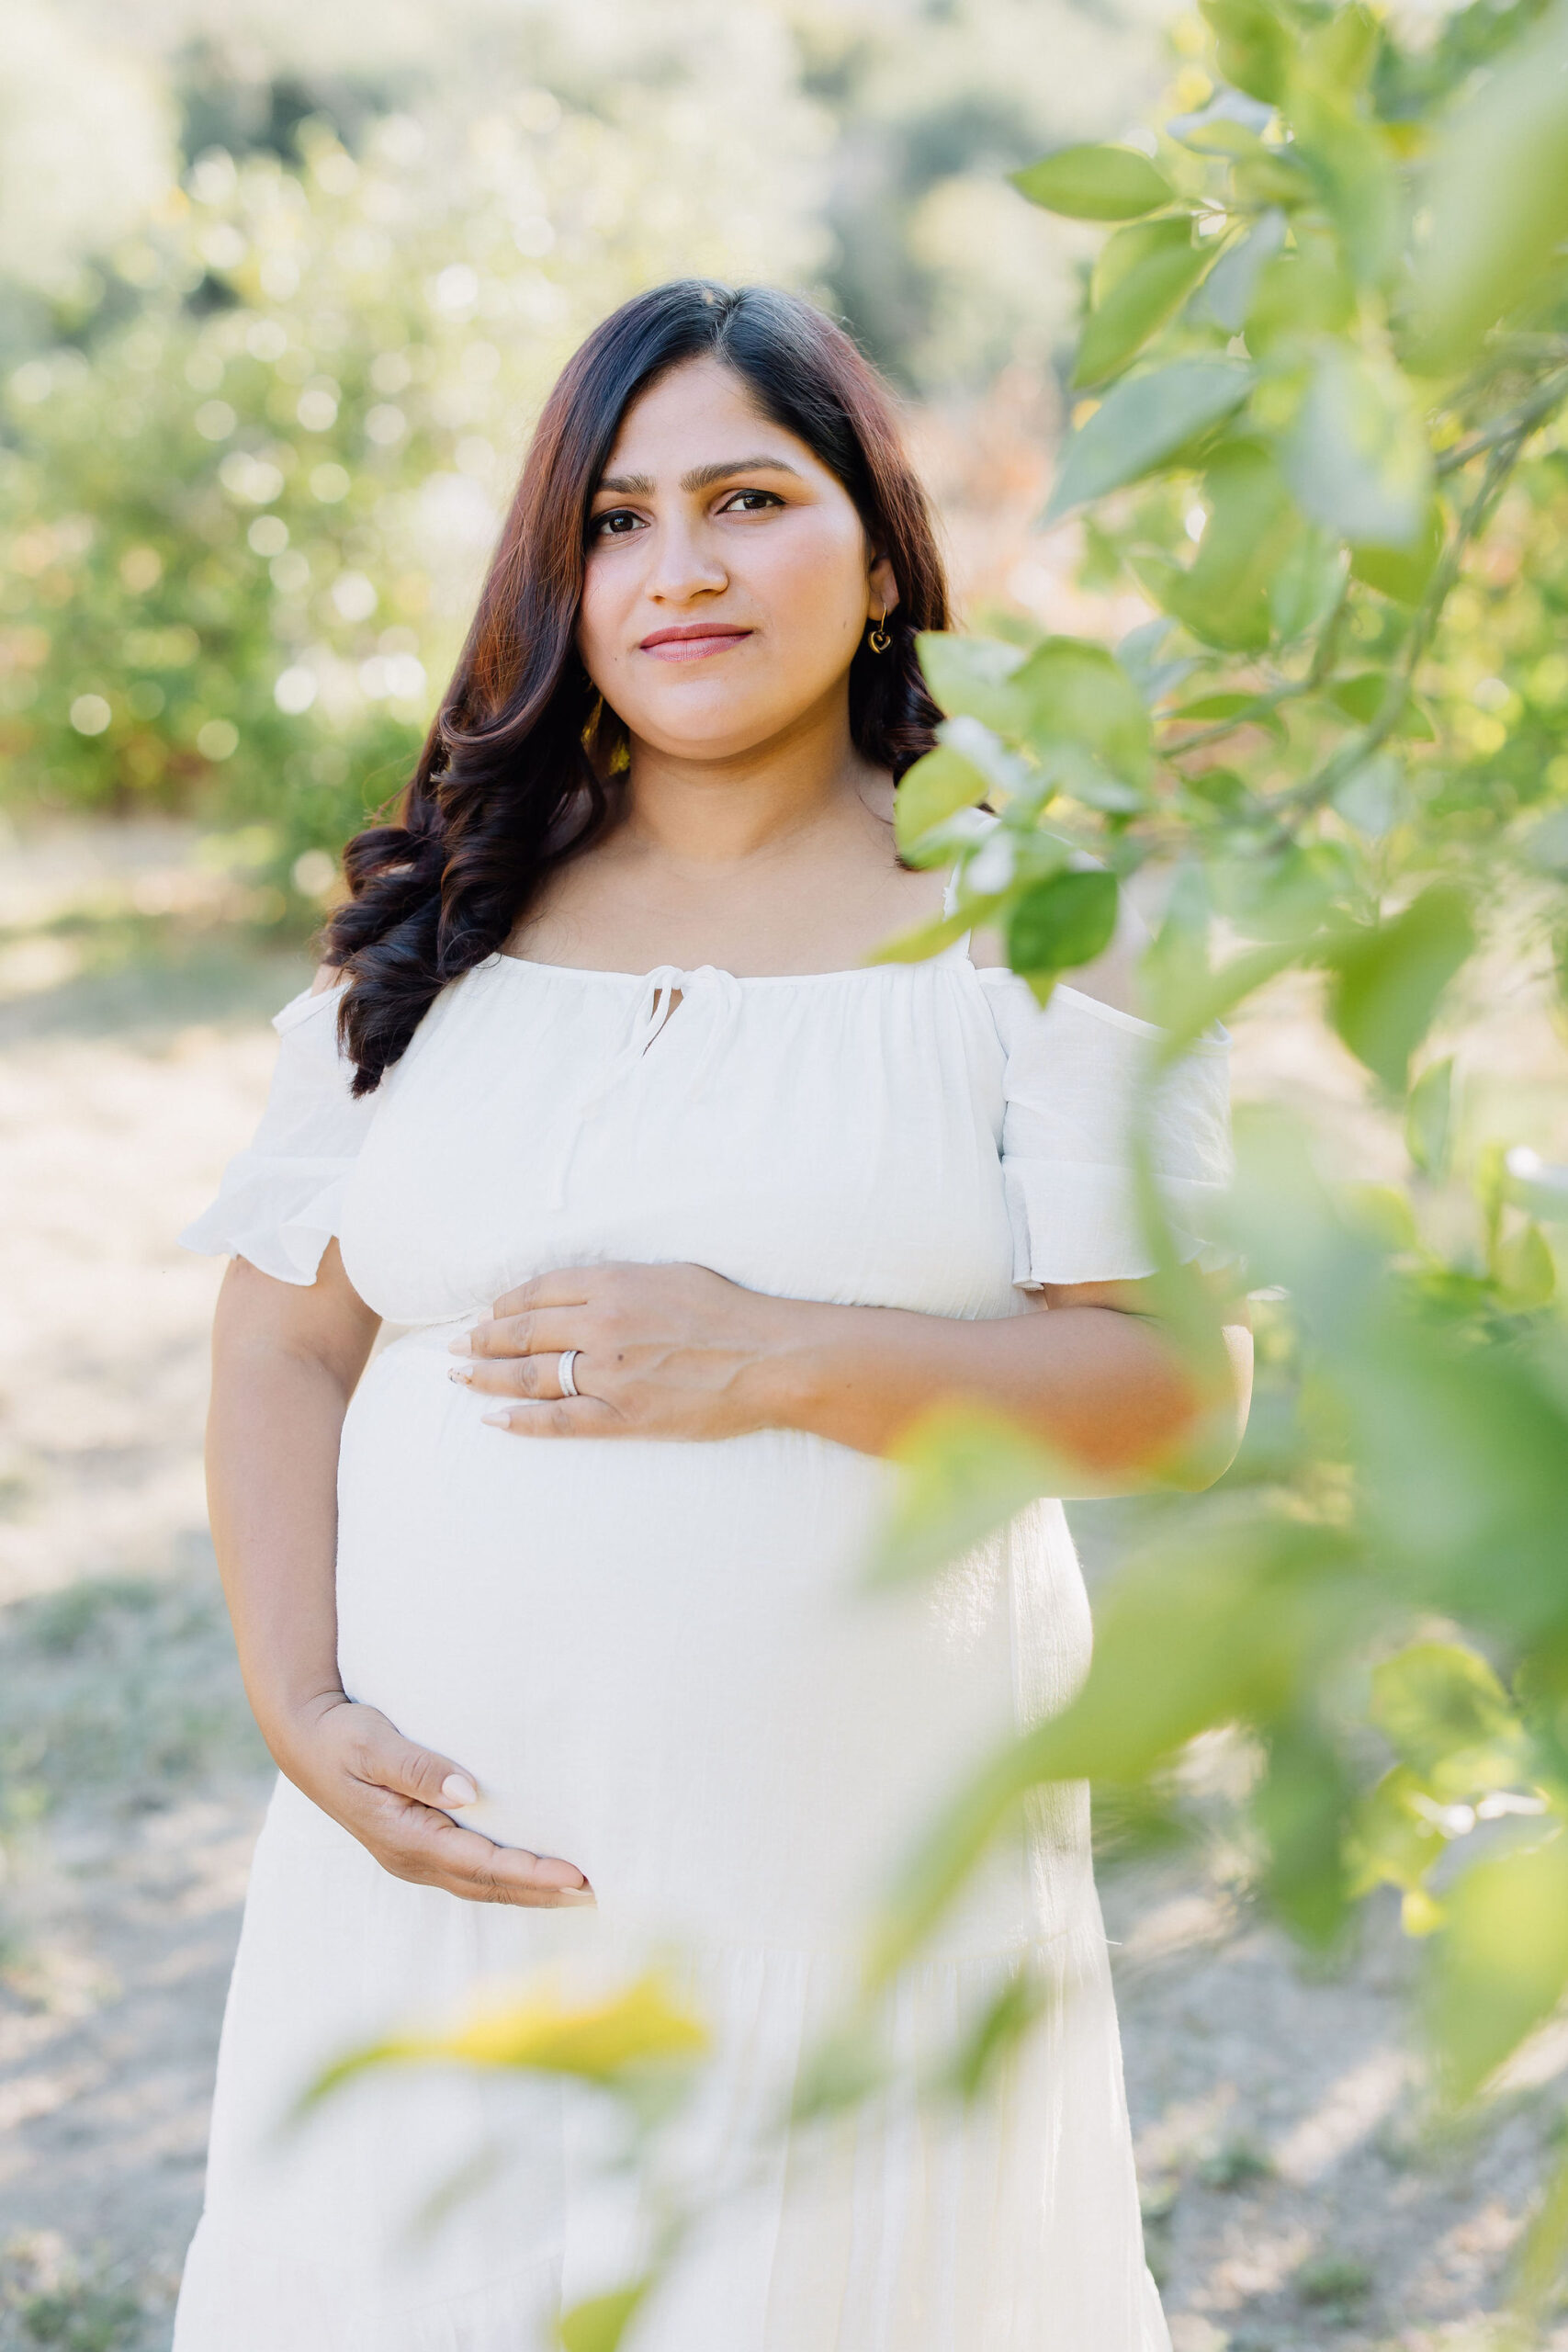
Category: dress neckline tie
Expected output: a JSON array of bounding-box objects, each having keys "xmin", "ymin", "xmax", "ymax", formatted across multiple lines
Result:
[{"xmin": 546, "ymin": 964, "xmax": 745, "ymax": 1209}]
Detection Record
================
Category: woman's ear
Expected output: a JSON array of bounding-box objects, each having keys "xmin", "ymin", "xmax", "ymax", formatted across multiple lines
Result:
[{"xmin": 867, "ymin": 550, "xmax": 900, "ymax": 621}]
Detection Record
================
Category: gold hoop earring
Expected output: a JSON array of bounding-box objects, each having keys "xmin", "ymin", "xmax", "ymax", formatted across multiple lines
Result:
[{"xmin": 867, "ymin": 606, "xmax": 892, "ymax": 654}]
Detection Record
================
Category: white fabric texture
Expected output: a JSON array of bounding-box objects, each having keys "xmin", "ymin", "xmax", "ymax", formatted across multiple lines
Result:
[
  {"xmin": 980, "ymin": 975, "xmax": 1232, "ymax": 1286},
  {"xmin": 172, "ymin": 906, "xmax": 1229, "ymax": 2352}
]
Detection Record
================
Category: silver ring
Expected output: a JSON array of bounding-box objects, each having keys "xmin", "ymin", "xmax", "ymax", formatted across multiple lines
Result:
[{"xmin": 557, "ymin": 1348, "xmax": 580, "ymax": 1398}]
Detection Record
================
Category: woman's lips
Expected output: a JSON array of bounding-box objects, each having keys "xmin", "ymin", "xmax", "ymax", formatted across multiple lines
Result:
[{"xmin": 638, "ymin": 627, "xmax": 753, "ymax": 663}]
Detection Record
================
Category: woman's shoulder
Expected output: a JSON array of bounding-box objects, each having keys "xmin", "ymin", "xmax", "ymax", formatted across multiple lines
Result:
[
  {"xmin": 966, "ymin": 905, "xmax": 1150, "ymax": 1023},
  {"xmin": 268, "ymin": 963, "xmax": 346, "ymax": 1035}
]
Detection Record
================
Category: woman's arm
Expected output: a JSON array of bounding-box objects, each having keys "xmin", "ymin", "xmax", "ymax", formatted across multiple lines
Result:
[
  {"xmin": 752, "ymin": 1275, "xmax": 1253, "ymax": 1491},
  {"xmin": 453, "ymin": 1261, "xmax": 1253, "ymax": 1495},
  {"xmin": 209, "ymin": 1247, "xmax": 592, "ymax": 1904}
]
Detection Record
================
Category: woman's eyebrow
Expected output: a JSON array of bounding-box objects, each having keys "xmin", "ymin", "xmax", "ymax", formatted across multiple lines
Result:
[{"xmin": 593, "ymin": 455, "xmax": 805, "ymax": 498}]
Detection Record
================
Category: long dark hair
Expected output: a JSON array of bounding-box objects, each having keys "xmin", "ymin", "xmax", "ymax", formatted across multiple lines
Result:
[{"xmin": 323, "ymin": 278, "xmax": 951, "ymax": 1094}]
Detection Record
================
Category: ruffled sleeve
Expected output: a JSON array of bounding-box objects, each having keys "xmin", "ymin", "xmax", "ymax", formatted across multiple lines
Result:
[
  {"xmin": 178, "ymin": 980, "xmax": 378, "ymax": 1285},
  {"xmin": 978, "ymin": 969, "xmax": 1233, "ymax": 1289}
]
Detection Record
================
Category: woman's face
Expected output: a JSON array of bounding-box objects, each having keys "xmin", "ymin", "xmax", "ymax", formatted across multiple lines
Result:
[{"xmin": 576, "ymin": 355, "xmax": 898, "ymax": 763}]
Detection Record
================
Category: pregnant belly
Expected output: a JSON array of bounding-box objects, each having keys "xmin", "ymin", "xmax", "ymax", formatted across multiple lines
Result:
[{"xmin": 334, "ymin": 1329, "xmax": 1037, "ymax": 1950}]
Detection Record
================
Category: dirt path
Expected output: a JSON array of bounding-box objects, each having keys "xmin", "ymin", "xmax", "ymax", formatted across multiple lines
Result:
[{"xmin": 1, "ymin": 824, "xmax": 1562, "ymax": 2351}]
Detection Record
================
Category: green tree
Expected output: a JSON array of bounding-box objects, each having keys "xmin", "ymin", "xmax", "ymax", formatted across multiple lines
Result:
[
  {"xmin": 868, "ymin": 0, "xmax": 1568, "ymax": 2310},
  {"xmin": 0, "ymin": 44, "xmax": 824, "ymax": 903}
]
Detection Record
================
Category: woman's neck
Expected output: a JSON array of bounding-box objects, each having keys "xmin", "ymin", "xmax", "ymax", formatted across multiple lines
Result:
[{"xmin": 614, "ymin": 693, "xmax": 877, "ymax": 872}]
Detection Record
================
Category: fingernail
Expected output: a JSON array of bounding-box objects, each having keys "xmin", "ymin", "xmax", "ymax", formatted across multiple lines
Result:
[
  {"xmin": 447, "ymin": 1333, "xmax": 472, "ymax": 1356},
  {"xmin": 554, "ymin": 1889, "xmax": 597, "ymax": 1906},
  {"xmin": 481, "ymin": 1411, "xmax": 512, "ymax": 1430},
  {"xmin": 447, "ymin": 1363, "xmax": 472, "ymax": 1385},
  {"xmin": 441, "ymin": 1774, "xmax": 478, "ymax": 1805}
]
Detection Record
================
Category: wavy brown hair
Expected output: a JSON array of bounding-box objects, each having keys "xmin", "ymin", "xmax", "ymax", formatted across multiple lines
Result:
[{"xmin": 322, "ymin": 278, "xmax": 952, "ymax": 1093}]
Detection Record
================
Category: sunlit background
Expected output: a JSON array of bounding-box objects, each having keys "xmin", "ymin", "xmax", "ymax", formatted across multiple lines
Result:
[
  {"xmin": 0, "ymin": 0, "xmax": 1190, "ymax": 915},
  {"xmin": 3, "ymin": 4, "xmax": 1565, "ymax": 2348}
]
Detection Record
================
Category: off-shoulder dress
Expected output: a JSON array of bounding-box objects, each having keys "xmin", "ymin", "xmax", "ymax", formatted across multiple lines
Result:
[{"xmin": 173, "ymin": 854, "xmax": 1230, "ymax": 2352}]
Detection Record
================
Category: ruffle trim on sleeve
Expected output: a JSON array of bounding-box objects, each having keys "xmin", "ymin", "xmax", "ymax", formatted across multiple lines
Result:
[
  {"xmin": 178, "ymin": 1151, "xmax": 353, "ymax": 1286},
  {"xmin": 1002, "ymin": 1159, "xmax": 1234, "ymax": 1289}
]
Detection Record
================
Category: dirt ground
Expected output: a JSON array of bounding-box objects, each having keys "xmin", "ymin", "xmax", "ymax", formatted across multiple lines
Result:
[{"xmin": 2, "ymin": 820, "xmax": 1566, "ymax": 2352}]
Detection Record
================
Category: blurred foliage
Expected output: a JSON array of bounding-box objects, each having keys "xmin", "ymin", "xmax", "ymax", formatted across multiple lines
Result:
[
  {"xmin": 300, "ymin": 1970, "xmax": 708, "ymax": 2111},
  {"xmin": 303, "ymin": 1972, "xmax": 705, "ymax": 2351},
  {"xmin": 0, "ymin": 0, "xmax": 1174, "ymax": 914},
  {"xmin": 0, "ymin": 20, "xmax": 825, "ymax": 903},
  {"xmin": 870, "ymin": 0, "xmax": 1568, "ymax": 2312}
]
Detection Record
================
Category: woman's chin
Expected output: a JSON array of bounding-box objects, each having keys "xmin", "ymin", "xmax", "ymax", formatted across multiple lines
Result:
[{"xmin": 628, "ymin": 704, "xmax": 835, "ymax": 764}]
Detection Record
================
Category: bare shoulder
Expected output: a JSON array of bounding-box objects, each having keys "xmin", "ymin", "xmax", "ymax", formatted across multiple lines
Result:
[
  {"xmin": 964, "ymin": 888, "xmax": 1151, "ymax": 1013},
  {"xmin": 1063, "ymin": 895, "xmax": 1151, "ymax": 1015}
]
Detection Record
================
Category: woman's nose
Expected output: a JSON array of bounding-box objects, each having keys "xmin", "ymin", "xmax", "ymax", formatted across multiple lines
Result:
[{"xmin": 643, "ymin": 517, "xmax": 728, "ymax": 605}]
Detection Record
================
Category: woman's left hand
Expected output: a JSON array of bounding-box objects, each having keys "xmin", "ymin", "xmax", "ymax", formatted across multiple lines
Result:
[{"xmin": 448, "ymin": 1261, "xmax": 795, "ymax": 1440}]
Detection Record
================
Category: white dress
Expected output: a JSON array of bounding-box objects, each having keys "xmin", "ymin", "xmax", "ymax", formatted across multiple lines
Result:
[{"xmin": 174, "ymin": 866, "xmax": 1230, "ymax": 2352}]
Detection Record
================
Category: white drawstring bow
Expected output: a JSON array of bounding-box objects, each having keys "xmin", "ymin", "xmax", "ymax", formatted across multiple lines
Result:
[{"xmin": 546, "ymin": 964, "xmax": 744, "ymax": 1209}]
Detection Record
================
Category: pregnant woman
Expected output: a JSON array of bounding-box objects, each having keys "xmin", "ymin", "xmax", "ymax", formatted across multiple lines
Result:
[{"xmin": 175, "ymin": 279, "xmax": 1247, "ymax": 2350}]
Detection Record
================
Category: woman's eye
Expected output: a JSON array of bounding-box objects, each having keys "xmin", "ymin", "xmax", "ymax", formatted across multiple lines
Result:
[
  {"xmin": 719, "ymin": 490, "xmax": 783, "ymax": 514},
  {"xmin": 591, "ymin": 509, "xmax": 644, "ymax": 540}
]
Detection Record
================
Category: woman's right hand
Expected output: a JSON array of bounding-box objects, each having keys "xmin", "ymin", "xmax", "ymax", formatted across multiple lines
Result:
[{"xmin": 278, "ymin": 1693, "xmax": 595, "ymax": 1907}]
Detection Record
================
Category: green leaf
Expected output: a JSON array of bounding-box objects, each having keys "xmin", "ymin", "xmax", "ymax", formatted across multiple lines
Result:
[
  {"xmin": 1331, "ymin": 752, "xmax": 1406, "ymax": 839},
  {"xmin": 1408, "ymin": 0, "xmax": 1568, "ymax": 370},
  {"xmin": 1139, "ymin": 440, "xmax": 1305, "ymax": 652},
  {"xmin": 789, "ymin": 2024, "xmax": 887, "ymax": 2123},
  {"xmin": 1167, "ymin": 86, "xmax": 1277, "ymax": 156},
  {"xmin": 559, "ymin": 2283, "xmax": 653, "ymax": 2352},
  {"xmin": 1164, "ymin": 688, "xmax": 1288, "ymax": 742},
  {"xmin": 1429, "ymin": 1836, "xmax": 1568, "ymax": 2101},
  {"xmin": 1045, "ymin": 361, "xmax": 1254, "ymax": 522},
  {"xmin": 1062, "ymin": 769, "xmax": 1149, "ymax": 816},
  {"xmin": 1009, "ymin": 867, "xmax": 1119, "ymax": 978},
  {"xmin": 1301, "ymin": 2, "xmax": 1381, "ymax": 94},
  {"xmin": 1207, "ymin": 839, "xmax": 1350, "ymax": 947},
  {"xmin": 1325, "ymin": 886, "xmax": 1475, "ymax": 1092},
  {"xmin": 1287, "ymin": 74, "xmax": 1404, "ymax": 288},
  {"xmin": 1327, "ymin": 674, "xmax": 1434, "ymax": 739},
  {"xmin": 1075, "ymin": 221, "xmax": 1211, "ymax": 388},
  {"xmin": 299, "ymin": 1974, "xmax": 708, "ymax": 2117},
  {"xmin": 863, "ymin": 906, "xmax": 979, "ymax": 967},
  {"xmin": 1230, "ymin": 149, "xmax": 1317, "ymax": 209},
  {"xmin": 1245, "ymin": 245, "xmax": 1356, "ymax": 356},
  {"xmin": 1200, "ymin": 0, "xmax": 1295, "ymax": 104},
  {"xmin": 942, "ymin": 1969, "xmax": 1052, "ymax": 2103},
  {"xmin": 871, "ymin": 1517, "xmax": 1364, "ymax": 1976},
  {"xmin": 1496, "ymin": 1221, "xmax": 1557, "ymax": 1310},
  {"xmin": 1010, "ymin": 143, "xmax": 1176, "ymax": 221},
  {"xmin": 1193, "ymin": 209, "xmax": 1287, "ymax": 333},
  {"xmin": 1404, "ymin": 1056, "xmax": 1454, "ymax": 1179},
  {"xmin": 1348, "ymin": 1765, "xmax": 1448, "ymax": 1905},
  {"xmin": 1268, "ymin": 525, "xmax": 1345, "ymax": 641},
  {"xmin": 1350, "ymin": 499, "xmax": 1445, "ymax": 605},
  {"xmin": 1181, "ymin": 764, "xmax": 1257, "ymax": 817},
  {"xmin": 1010, "ymin": 638, "xmax": 1152, "ymax": 784},
  {"xmin": 1371, "ymin": 1641, "xmax": 1520, "ymax": 1783},
  {"xmin": 935, "ymin": 714, "xmax": 1032, "ymax": 801},
  {"xmin": 1272, "ymin": 342, "xmax": 1433, "ymax": 551},
  {"xmin": 1254, "ymin": 1717, "xmax": 1353, "ymax": 1945},
  {"xmin": 916, "ymin": 631, "xmax": 1030, "ymax": 732},
  {"xmin": 1341, "ymin": 1180, "xmax": 1419, "ymax": 1252},
  {"xmin": 867, "ymin": 1403, "xmax": 1066, "ymax": 1588},
  {"xmin": 894, "ymin": 745, "xmax": 989, "ymax": 854}
]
